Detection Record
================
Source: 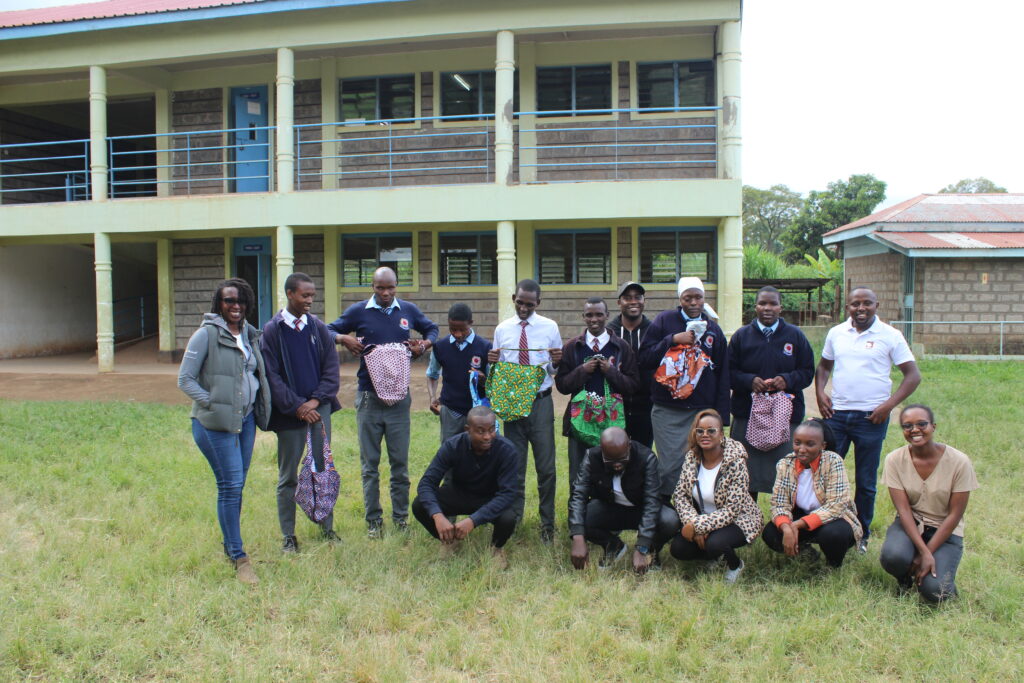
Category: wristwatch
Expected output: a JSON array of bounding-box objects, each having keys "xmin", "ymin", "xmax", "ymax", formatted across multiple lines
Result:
[{"xmin": 635, "ymin": 544, "xmax": 650, "ymax": 555}]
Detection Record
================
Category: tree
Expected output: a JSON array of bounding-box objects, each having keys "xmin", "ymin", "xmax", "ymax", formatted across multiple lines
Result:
[
  {"xmin": 742, "ymin": 184, "xmax": 802, "ymax": 252},
  {"xmin": 781, "ymin": 173, "xmax": 887, "ymax": 263},
  {"xmin": 939, "ymin": 177, "xmax": 1007, "ymax": 194}
]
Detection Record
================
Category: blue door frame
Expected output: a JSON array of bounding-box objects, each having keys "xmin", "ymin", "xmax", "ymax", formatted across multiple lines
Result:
[
  {"xmin": 233, "ymin": 237, "xmax": 273, "ymax": 326},
  {"xmin": 230, "ymin": 86, "xmax": 270, "ymax": 192}
]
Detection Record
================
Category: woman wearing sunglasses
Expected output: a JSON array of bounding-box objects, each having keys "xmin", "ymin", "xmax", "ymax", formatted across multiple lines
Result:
[
  {"xmin": 669, "ymin": 409, "xmax": 763, "ymax": 583},
  {"xmin": 762, "ymin": 418, "xmax": 862, "ymax": 568},
  {"xmin": 879, "ymin": 404, "xmax": 978, "ymax": 603},
  {"xmin": 178, "ymin": 278, "xmax": 271, "ymax": 585}
]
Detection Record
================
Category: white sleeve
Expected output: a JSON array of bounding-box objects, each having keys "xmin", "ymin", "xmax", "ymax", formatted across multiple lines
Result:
[
  {"xmin": 821, "ymin": 328, "xmax": 836, "ymax": 361},
  {"xmin": 890, "ymin": 332, "xmax": 915, "ymax": 366}
]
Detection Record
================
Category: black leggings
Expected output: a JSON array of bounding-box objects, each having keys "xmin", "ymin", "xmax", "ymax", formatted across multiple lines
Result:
[
  {"xmin": 411, "ymin": 486, "xmax": 517, "ymax": 548},
  {"xmin": 670, "ymin": 524, "xmax": 747, "ymax": 570},
  {"xmin": 761, "ymin": 518, "xmax": 855, "ymax": 568}
]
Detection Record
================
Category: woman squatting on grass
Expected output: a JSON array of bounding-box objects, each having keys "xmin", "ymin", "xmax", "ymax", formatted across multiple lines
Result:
[
  {"xmin": 177, "ymin": 278, "xmax": 271, "ymax": 585},
  {"xmin": 878, "ymin": 404, "xmax": 979, "ymax": 603}
]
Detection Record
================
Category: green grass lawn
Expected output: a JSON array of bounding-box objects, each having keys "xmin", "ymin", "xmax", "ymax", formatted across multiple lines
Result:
[{"xmin": 1, "ymin": 359, "xmax": 1022, "ymax": 680}]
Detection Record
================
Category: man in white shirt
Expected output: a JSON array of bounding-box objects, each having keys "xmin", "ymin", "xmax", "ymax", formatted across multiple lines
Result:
[
  {"xmin": 487, "ymin": 279, "xmax": 563, "ymax": 544},
  {"xmin": 815, "ymin": 287, "xmax": 921, "ymax": 553}
]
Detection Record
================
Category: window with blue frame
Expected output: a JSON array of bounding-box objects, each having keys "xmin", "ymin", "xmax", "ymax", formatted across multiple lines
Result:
[
  {"xmin": 438, "ymin": 232, "xmax": 497, "ymax": 285},
  {"xmin": 638, "ymin": 228, "xmax": 716, "ymax": 283},
  {"xmin": 637, "ymin": 61, "xmax": 715, "ymax": 109},
  {"xmin": 440, "ymin": 71, "xmax": 520, "ymax": 120},
  {"xmin": 535, "ymin": 230, "xmax": 611, "ymax": 285},
  {"xmin": 341, "ymin": 234, "xmax": 413, "ymax": 286},
  {"xmin": 536, "ymin": 65, "xmax": 612, "ymax": 116},
  {"xmin": 339, "ymin": 75, "xmax": 415, "ymax": 122}
]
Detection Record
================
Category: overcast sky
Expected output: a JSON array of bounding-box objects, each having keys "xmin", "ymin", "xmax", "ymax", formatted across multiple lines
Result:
[{"xmin": 3, "ymin": 0, "xmax": 1021, "ymax": 206}]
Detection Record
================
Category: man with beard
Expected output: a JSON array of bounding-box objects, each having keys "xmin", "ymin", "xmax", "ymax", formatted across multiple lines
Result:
[{"xmin": 607, "ymin": 281, "xmax": 653, "ymax": 447}]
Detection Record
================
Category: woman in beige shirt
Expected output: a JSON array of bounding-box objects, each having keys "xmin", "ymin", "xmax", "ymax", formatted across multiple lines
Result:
[{"xmin": 879, "ymin": 404, "xmax": 979, "ymax": 603}]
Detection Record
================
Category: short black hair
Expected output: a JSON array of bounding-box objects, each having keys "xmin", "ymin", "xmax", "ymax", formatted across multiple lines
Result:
[
  {"xmin": 448, "ymin": 303, "xmax": 473, "ymax": 321},
  {"xmin": 796, "ymin": 418, "xmax": 837, "ymax": 452},
  {"xmin": 284, "ymin": 272, "xmax": 314, "ymax": 294},
  {"xmin": 211, "ymin": 278, "xmax": 256, "ymax": 315},
  {"xmin": 900, "ymin": 403, "xmax": 935, "ymax": 422},
  {"xmin": 757, "ymin": 285, "xmax": 780, "ymax": 298},
  {"xmin": 584, "ymin": 296, "xmax": 607, "ymax": 311},
  {"xmin": 516, "ymin": 278, "xmax": 541, "ymax": 298}
]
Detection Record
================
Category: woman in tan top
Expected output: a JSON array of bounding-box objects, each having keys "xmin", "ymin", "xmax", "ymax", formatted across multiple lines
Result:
[{"xmin": 879, "ymin": 404, "xmax": 979, "ymax": 603}]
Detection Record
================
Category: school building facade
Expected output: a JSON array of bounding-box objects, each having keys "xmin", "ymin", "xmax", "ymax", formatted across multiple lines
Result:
[{"xmin": 0, "ymin": 0, "xmax": 743, "ymax": 369}]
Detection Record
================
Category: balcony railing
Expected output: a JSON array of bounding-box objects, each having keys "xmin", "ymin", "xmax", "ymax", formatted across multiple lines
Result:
[{"xmin": 0, "ymin": 107, "xmax": 719, "ymax": 203}]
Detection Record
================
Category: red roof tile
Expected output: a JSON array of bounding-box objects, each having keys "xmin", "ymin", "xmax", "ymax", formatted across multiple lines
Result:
[
  {"xmin": 873, "ymin": 232, "xmax": 1024, "ymax": 250},
  {"xmin": 0, "ymin": 0, "xmax": 261, "ymax": 29},
  {"xmin": 827, "ymin": 194, "xmax": 1024, "ymax": 237}
]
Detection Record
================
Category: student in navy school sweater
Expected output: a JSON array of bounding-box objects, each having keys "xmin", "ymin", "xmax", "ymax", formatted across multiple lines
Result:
[
  {"xmin": 259, "ymin": 273, "xmax": 342, "ymax": 553},
  {"xmin": 426, "ymin": 303, "xmax": 492, "ymax": 444},
  {"xmin": 328, "ymin": 266, "xmax": 439, "ymax": 538}
]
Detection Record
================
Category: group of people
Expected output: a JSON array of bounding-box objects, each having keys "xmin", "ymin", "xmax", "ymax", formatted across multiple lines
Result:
[{"xmin": 179, "ymin": 267, "xmax": 978, "ymax": 603}]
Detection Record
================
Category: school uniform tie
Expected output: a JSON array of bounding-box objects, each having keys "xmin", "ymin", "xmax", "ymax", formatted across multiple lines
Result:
[
  {"xmin": 763, "ymin": 326, "xmax": 774, "ymax": 341},
  {"xmin": 518, "ymin": 320, "xmax": 530, "ymax": 365},
  {"xmin": 294, "ymin": 319, "xmax": 302, "ymax": 332},
  {"xmin": 593, "ymin": 339, "xmax": 601, "ymax": 353}
]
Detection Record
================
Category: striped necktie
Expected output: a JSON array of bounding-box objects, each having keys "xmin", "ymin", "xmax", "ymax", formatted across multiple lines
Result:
[{"xmin": 518, "ymin": 320, "xmax": 530, "ymax": 365}]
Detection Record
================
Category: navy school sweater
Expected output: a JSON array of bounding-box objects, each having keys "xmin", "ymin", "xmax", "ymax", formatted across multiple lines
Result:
[
  {"xmin": 432, "ymin": 334, "xmax": 492, "ymax": 415},
  {"xmin": 637, "ymin": 308, "xmax": 730, "ymax": 424},
  {"xmin": 727, "ymin": 318, "xmax": 815, "ymax": 424},
  {"xmin": 327, "ymin": 298, "xmax": 440, "ymax": 392}
]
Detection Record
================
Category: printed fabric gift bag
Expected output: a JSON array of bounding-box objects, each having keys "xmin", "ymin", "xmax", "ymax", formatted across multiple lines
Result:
[
  {"xmin": 485, "ymin": 361, "xmax": 546, "ymax": 422},
  {"xmin": 745, "ymin": 391, "xmax": 794, "ymax": 451},
  {"xmin": 654, "ymin": 343, "xmax": 712, "ymax": 400},
  {"xmin": 469, "ymin": 368, "xmax": 500, "ymax": 434},
  {"xmin": 294, "ymin": 422, "xmax": 340, "ymax": 524},
  {"xmin": 362, "ymin": 342, "xmax": 412, "ymax": 405},
  {"xmin": 569, "ymin": 377, "xmax": 626, "ymax": 447}
]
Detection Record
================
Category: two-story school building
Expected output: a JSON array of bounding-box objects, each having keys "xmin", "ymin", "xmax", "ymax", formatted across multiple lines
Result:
[{"xmin": 0, "ymin": 0, "xmax": 743, "ymax": 369}]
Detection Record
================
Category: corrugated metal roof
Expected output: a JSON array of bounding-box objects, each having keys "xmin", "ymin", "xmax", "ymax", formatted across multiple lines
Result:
[
  {"xmin": 0, "ymin": 0, "xmax": 262, "ymax": 28},
  {"xmin": 873, "ymin": 232, "xmax": 1024, "ymax": 250},
  {"xmin": 827, "ymin": 193, "xmax": 1024, "ymax": 237}
]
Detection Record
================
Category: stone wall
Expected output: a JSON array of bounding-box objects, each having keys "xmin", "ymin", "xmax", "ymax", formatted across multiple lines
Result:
[
  {"xmin": 171, "ymin": 88, "xmax": 224, "ymax": 195},
  {"xmin": 173, "ymin": 238, "xmax": 225, "ymax": 348},
  {"xmin": 843, "ymin": 252, "xmax": 903, "ymax": 321}
]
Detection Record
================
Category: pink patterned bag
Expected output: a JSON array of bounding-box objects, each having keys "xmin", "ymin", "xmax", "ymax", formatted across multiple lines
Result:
[
  {"xmin": 294, "ymin": 422, "xmax": 340, "ymax": 524},
  {"xmin": 745, "ymin": 392, "xmax": 794, "ymax": 451},
  {"xmin": 362, "ymin": 342, "xmax": 412, "ymax": 405}
]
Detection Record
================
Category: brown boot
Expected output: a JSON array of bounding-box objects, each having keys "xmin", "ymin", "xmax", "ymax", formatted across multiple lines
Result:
[{"xmin": 234, "ymin": 556, "xmax": 258, "ymax": 585}]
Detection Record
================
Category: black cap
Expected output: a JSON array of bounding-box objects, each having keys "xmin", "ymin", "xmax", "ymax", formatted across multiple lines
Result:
[{"xmin": 616, "ymin": 281, "xmax": 646, "ymax": 298}]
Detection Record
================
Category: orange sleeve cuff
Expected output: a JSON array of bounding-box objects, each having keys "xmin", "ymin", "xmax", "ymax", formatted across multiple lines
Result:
[
  {"xmin": 801, "ymin": 513, "xmax": 822, "ymax": 531},
  {"xmin": 773, "ymin": 515, "xmax": 792, "ymax": 529}
]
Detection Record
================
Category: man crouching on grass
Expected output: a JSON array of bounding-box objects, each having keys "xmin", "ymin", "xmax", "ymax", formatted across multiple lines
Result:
[{"xmin": 411, "ymin": 407, "xmax": 519, "ymax": 569}]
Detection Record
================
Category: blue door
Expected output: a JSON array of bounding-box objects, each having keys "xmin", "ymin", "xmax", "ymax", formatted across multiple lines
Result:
[
  {"xmin": 233, "ymin": 237, "xmax": 273, "ymax": 326},
  {"xmin": 230, "ymin": 86, "xmax": 270, "ymax": 192}
]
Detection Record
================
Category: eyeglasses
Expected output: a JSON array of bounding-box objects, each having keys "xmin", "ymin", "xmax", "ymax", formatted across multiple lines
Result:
[
  {"xmin": 602, "ymin": 454, "xmax": 630, "ymax": 467},
  {"xmin": 900, "ymin": 420, "xmax": 931, "ymax": 431},
  {"xmin": 694, "ymin": 427, "xmax": 720, "ymax": 436},
  {"xmin": 222, "ymin": 297, "xmax": 243, "ymax": 305}
]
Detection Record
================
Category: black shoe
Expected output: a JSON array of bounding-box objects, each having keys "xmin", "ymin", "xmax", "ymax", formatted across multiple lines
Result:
[
  {"xmin": 599, "ymin": 537, "xmax": 627, "ymax": 569},
  {"xmin": 857, "ymin": 537, "xmax": 870, "ymax": 554},
  {"xmin": 798, "ymin": 544, "xmax": 821, "ymax": 562},
  {"xmin": 282, "ymin": 535, "xmax": 299, "ymax": 553},
  {"xmin": 394, "ymin": 519, "xmax": 410, "ymax": 533},
  {"xmin": 540, "ymin": 527, "xmax": 555, "ymax": 545},
  {"xmin": 322, "ymin": 529, "xmax": 340, "ymax": 543},
  {"xmin": 367, "ymin": 520, "xmax": 384, "ymax": 540}
]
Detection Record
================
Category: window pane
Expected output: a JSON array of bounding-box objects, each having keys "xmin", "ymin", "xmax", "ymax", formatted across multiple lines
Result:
[
  {"xmin": 538, "ymin": 233, "xmax": 572, "ymax": 284},
  {"xmin": 441, "ymin": 72, "xmax": 482, "ymax": 118},
  {"xmin": 574, "ymin": 65, "xmax": 612, "ymax": 112},
  {"xmin": 379, "ymin": 235, "xmax": 413, "ymax": 285},
  {"xmin": 679, "ymin": 61, "xmax": 714, "ymax": 107},
  {"xmin": 342, "ymin": 235, "xmax": 377, "ymax": 286},
  {"xmin": 637, "ymin": 62, "xmax": 677, "ymax": 109},
  {"xmin": 678, "ymin": 232, "xmax": 714, "ymax": 280},
  {"xmin": 438, "ymin": 232, "xmax": 497, "ymax": 285},
  {"xmin": 477, "ymin": 233, "xmax": 497, "ymax": 285},
  {"xmin": 537, "ymin": 67, "xmax": 572, "ymax": 114},
  {"xmin": 575, "ymin": 232, "xmax": 611, "ymax": 284},
  {"xmin": 639, "ymin": 232, "xmax": 678, "ymax": 283},
  {"xmin": 340, "ymin": 78, "xmax": 377, "ymax": 122},
  {"xmin": 379, "ymin": 75, "xmax": 415, "ymax": 120}
]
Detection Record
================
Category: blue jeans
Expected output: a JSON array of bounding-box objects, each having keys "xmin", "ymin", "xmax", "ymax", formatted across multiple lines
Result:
[
  {"xmin": 825, "ymin": 410, "xmax": 888, "ymax": 538},
  {"xmin": 192, "ymin": 412, "xmax": 256, "ymax": 560}
]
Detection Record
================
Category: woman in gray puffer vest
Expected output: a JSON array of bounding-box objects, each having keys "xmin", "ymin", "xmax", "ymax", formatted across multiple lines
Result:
[{"xmin": 178, "ymin": 278, "xmax": 271, "ymax": 585}]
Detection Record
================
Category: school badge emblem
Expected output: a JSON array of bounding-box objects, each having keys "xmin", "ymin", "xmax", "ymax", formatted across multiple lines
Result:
[
  {"xmin": 704, "ymin": 333, "xmax": 714, "ymax": 348},
  {"xmin": 783, "ymin": 343, "xmax": 793, "ymax": 356},
  {"xmin": 471, "ymin": 355, "xmax": 481, "ymax": 368},
  {"xmin": 399, "ymin": 317, "xmax": 410, "ymax": 330}
]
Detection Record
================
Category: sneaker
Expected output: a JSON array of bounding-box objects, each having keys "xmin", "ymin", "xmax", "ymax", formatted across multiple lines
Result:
[
  {"xmin": 598, "ymin": 537, "xmax": 627, "ymax": 569},
  {"xmin": 723, "ymin": 559, "xmax": 744, "ymax": 584},
  {"xmin": 367, "ymin": 520, "xmax": 384, "ymax": 540},
  {"xmin": 322, "ymin": 529, "xmax": 340, "ymax": 544},
  {"xmin": 281, "ymin": 535, "xmax": 299, "ymax": 553},
  {"xmin": 857, "ymin": 537, "xmax": 870, "ymax": 555},
  {"xmin": 394, "ymin": 519, "xmax": 410, "ymax": 534},
  {"xmin": 490, "ymin": 547, "xmax": 509, "ymax": 570},
  {"xmin": 540, "ymin": 527, "xmax": 555, "ymax": 546},
  {"xmin": 234, "ymin": 556, "xmax": 259, "ymax": 585}
]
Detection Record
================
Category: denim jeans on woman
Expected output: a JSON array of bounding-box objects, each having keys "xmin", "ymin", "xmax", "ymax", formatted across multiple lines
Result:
[{"xmin": 192, "ymin": 411, "xmax": 256, "ymax": 560}]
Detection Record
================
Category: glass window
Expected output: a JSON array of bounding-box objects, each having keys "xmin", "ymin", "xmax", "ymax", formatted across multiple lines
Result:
[
  {"xmin": 439, "ymin": 232, "xmax": 497, "ymax": 285},
  {"xmin": 441, "ymin": 71, "xmax": 495, "ymax": 120},
  {"xmin": 340, "ymin": 75, "xmax": 415, "ymax": 123},
  {"xmin": 637, "ymin": 61, "xmax": 714, "ymax": 109},
  {"xmin": 341, "ymin": 234, "xmax": 413, "ymax": 286},
  {"xmin": 639, "ymin": 229, "xmax": 715, "ymax": 283},
  {"xmin": 536, "ymin": 65, "xmax": 612, "ymax": 116},
  {"xmin": 536, "ymin": 231, "xmax": 611, "ymax": 284}
]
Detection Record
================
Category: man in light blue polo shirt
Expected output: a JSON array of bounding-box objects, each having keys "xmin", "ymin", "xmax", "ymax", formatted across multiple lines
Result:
[{"xmin": 814, "ymin": 287, "xmax": 921, "ymax": 553}]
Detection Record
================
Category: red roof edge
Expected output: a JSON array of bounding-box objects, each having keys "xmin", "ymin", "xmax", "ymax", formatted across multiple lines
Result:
[{"xmin": 824, "ymin": 194, "xmax": 931, "ymax": 237}]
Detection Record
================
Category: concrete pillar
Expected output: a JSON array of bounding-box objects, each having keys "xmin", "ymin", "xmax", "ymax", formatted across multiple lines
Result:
[
  {"xmin": 497, "ymin": 220, "xmax": 516, "ymax": 322},
  {"xmin": 494, "ymin": 30, "xmax": 515, "ymax": 186},
  {"xmin": 720, "ymin": 216, "xmax": 743, "ymax": 335},
  {"xmin": 320, "ymin": 57, "xmax": 339, "ymax": 190},
  {"xmin": 275, "ymin": 225, "xmax": 295, "ymax": 313},
  {"xmin": 157, "ymin": 238, "xmax": 175, "ymax": 358},
  {"xmin": 719, "ymin": 21, "xmax": 741, "ymax": 181},
  {"xmin": 323, "ymin": 228, "xmax": 340, "ymax": 323},
  {"xmin": 94, "ymin": 232, "xmax": 114, "ymax": 372},
  {"xmin": 89, "ymin": 66, "xmax": 108, "ymax": 201},
  {"xmin": 155, "ymin": 89, "xmax": 171, "ymax": 197},
  {"xmin": 276, "ymin": 47, "xmax": 295, "ymax": 193}
]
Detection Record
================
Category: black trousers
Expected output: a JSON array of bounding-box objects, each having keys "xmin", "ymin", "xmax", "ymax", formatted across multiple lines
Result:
[
  {"xmin": 625, "ymin": 403, "xmax": 654, "ymax": 449},
  {"xmin": 761, "ymin": 516, "xmax": 856, "ymax": 568},
  {"xmin": 583, "ymin": 499, "xmax": 675, "ymax": 551},
  {"xmin": 669, "ymin": 523, "xmax": 746, "ymax": 570},
  {"xmin": 411, "ymin": 486, "xmax": 517, "ymax": 548}
]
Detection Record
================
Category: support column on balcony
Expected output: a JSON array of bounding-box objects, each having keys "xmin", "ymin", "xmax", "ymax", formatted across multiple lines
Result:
[
  {"xmin": 89, "ymin": 66, "xmax": 108, "ymax": 201},
  {"xmin": 719, "ymin": 20, "xmax": 741, "ymax": 181},
  {"xmin": 320, "ymin": 57, "xmax": 339, "ymax": 190},
  {"xmin": 497, "ymin": 220, "xmax": 516, "ymax": 322},
  {"xmin": 276, "ymin": 47, "xmax": 295, "ymax": 193},
  {"xmin": 155, "ymin": 89, "xmax": 171, "ymax": 197},
  {"xmin": 94, "ymin": 232, "xmax": 114, "ymax": 372},
  {"xmin": 720, "ymin": 216, "xmax": 743, "ymax": 335},
  {"xmin": 276, "ymin": 225, "xmax": 295, "ymax": 313},
  {"xmin": 494, "ymin": 30, "xmax": 515, "ymax": 186},
  {"xmin": 323, "ymin": 228, "xmax": 340, "ymax": 323},
  {"xmin": 157, "ymin": 238, "xmax": 175, "ymax": 359}
]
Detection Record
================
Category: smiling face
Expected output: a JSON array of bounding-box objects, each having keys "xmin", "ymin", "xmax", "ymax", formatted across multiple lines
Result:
[
  {"xmin": 513, "ymin": 288, "xmax": 539, "ymax": 321},
  {"xmin": 218, "ymin": 286, "xmax": 245, "ymax": 328},
  {"xmin": 286, "ymin": 281, "xmax": 316, "ymax": 318},
  {"xmin": 900, "ymin": 406, "xmax": 936, "ymax": 448},
  {"xmin": 791, "ymin": 425, "xmax": 824, "ymax": 467},
  {"xmin": 583, "ymin": 301, "xmax": 608, "ymax": 338},
  {"xmin": 679, "ymin": 288, "xmax": 705, "ymax": 319},
  {"xmin": 755, "ymin": 290, "xmax": 782, "ymax": 327},
  {"xmin": 617, "ymin": 288, "xmax": 645, "ymax": 320},
  {"xmin": 846, "ymin": 288, "xmax": 878, "ymax": 331},
  {"xmin": 692, "ymin": 414, "xmax": 723, "ymax": 452}
]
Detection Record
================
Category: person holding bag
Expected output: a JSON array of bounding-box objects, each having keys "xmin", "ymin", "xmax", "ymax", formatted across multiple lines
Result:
[
  {"xmin": 727, "ymin": 286, "xmax": 814, "ymax": 500},
  {"xmin": 178, "ymin": 278, "xmax": 271, "ymax": 585}
]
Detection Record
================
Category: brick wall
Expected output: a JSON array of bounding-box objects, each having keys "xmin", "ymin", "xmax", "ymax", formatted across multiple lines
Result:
[
  {"xmin": 173, "ymin": 238, "xmax": 225, "ymax": 348},
  {"xmin": 294, "ymin": 79, "xmax": 323, "ymax": 191},
  {"xmin": 294, "ymin": 234, "xmax": 326, "ymax": 318},
  {"xmin": 844, "ymin": 252, "xmax": 903, "ymax": 321},
  {"xmin": 171, "ymin": 88, "xmax": 224, "ymax": 195}
]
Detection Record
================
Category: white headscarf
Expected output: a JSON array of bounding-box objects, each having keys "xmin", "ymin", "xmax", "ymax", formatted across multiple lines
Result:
[{"xmin": 676, "ymin": 277, "xmax": 718, "ymax": 320}]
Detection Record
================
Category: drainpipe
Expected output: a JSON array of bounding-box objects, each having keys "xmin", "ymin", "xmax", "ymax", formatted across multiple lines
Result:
[{"xmin": 275, "ymin": 48, "xmax": 295, "ymax": 313}]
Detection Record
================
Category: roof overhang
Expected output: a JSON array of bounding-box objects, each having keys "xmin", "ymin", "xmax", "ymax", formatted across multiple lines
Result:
[{"xmin": 865, "ymin": 231, "xmax": 1024, "ymax": 258}]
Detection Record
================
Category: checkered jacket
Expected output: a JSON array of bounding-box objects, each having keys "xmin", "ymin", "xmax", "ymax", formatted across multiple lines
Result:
[{"xmin": 769, "ymin": 450, "xmax": 863, "ymax": 542}]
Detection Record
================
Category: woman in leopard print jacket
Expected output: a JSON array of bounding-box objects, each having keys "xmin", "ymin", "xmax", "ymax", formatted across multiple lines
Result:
[{"xmin": 671, "ymin": 409, "xmax": 764, "ymax": 582}]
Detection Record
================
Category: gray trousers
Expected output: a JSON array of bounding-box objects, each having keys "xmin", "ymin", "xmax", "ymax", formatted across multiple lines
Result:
[
  {"xmin": 439, "ymin": 405, "xmax": 467, "ymax": 444},
  {"xmin": 504, "ymin": 391, "xmax": 557, "ymax": 531},
  {"xmin": 276, "ymin": 407, "xmax": 333, "ymax": 537},
  {"xmin": 651, "ymin": 404, "xmax": 700, "ymax": 498},
  {"xmin": 879, "ymin": 519, "xmax": 964, "ymax": 603},
  {"xmin": 357, "ymin": 390, "xmax": 412, "ymax": 523}
]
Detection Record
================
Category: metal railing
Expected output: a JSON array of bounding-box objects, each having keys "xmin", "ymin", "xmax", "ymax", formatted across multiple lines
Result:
[
  {"xmin": 890, "ymin": 320, "xmax": 1024, "ymax": 359},
  {"xmin": 113, "ymin": 294, "xmax": 158, "ymax": 343},
  {"xmin": 0, "ymin": 138, "xmax": 90, "ymax": 202}
]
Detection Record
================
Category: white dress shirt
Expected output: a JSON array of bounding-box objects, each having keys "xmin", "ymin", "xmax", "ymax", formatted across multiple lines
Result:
[
  {"xmin": 281, "ymin": 308, "xmax": 309, "ymax": 332},
  {"xmin": 585, "ymin": 330, "xmax": 611, "ymax": 351},
  {"xmin": 492, "ymin": 312, "xmax": 562, "ymax": 393}
]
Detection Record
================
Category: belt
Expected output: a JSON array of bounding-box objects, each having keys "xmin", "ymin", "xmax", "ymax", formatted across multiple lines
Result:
[{"xmin": 536, "ymin": 388, "xmax": 552, "ymax": 398}]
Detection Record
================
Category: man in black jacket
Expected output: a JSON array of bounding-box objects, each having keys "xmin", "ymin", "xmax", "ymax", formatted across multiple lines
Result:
[
  {"xmin": 608, "ymin": 281, "xmax": 653, "ymax": 447},
  {"xmin": 568, "ymin": 427, "xmax": 662, "ymax": 574}
]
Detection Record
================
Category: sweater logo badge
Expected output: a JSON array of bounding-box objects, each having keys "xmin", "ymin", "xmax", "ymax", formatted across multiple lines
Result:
[
  {"xmin": 399, "ymin": 317, "xmax": 410, "ymax": 330},
  {"xmin": 783, "ymin": 343, "xmax": 793, "ymax": 356},
  {"xmin": 471, "ymin": 355, "xmax": 481, "ymax": 368},
  {"xmin": 704, "ymin": 333, "xmax": 714, "ymax": 348}
]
